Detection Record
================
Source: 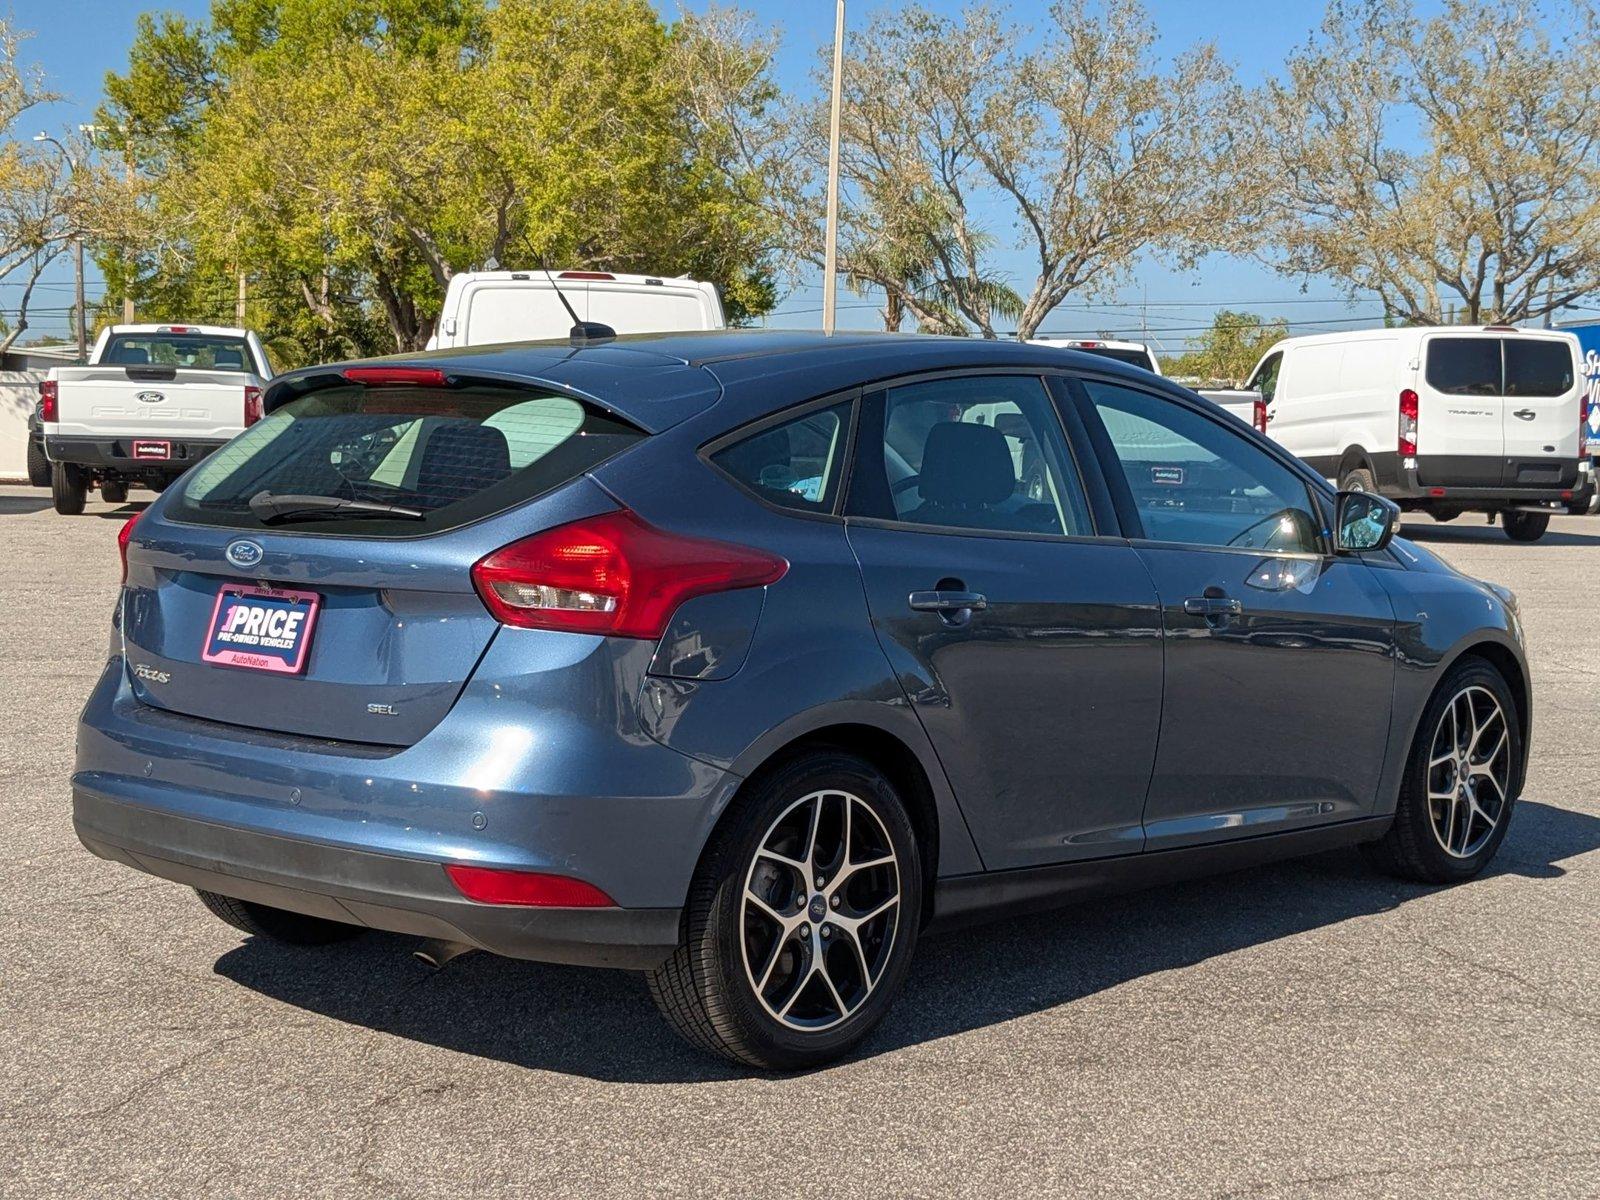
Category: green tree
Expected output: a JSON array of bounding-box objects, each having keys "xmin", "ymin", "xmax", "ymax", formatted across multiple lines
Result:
[
  {"xmin": 97, "ymin": 0, "xmax": 777, "ymax": 363},
  {"xmin": 1166, "ymin": 310, "xmax": 1290, "ymax": 384}
]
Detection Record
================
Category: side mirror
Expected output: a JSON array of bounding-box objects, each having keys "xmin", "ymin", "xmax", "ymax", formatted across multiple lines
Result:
[{"xmin": 1334, "ymin": 489, "xmax": 1400, "ymax": 554}]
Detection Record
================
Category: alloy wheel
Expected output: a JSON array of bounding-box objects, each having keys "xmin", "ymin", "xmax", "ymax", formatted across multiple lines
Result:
[
  {"xmin": 1426, "ymin": 685, "xmax": 1511, "ymax": 859},
  {"xmin": 740, "ymin": 789, "xmax": 901, "ymax": 1032}
]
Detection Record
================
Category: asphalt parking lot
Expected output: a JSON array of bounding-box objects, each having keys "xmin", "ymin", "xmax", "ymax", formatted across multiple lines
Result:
[{"xmin": 2, "ymin": 483, "xmax": 1596, "ymax": 1198}]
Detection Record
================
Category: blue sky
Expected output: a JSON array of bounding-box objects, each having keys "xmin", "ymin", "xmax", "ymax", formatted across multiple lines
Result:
[{"xmin": 7, "ymin": 0, "xmax": 1399, "ymax": 348}]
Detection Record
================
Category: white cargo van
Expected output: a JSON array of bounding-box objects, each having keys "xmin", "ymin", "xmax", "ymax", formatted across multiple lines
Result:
[
  {"xmin": 427, "ymin": 270, "xmax": 725, "ymax": 350},
  {"xmin": 1242, "ymin": 326, "xmax": 1591, "ymax": 541}
]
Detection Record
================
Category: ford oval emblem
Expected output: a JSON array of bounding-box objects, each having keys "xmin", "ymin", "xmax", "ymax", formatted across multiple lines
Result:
[
  {"xmin": 225, "ymin": 540, "xmax": 265, "ymax": 570},
  {"xmin": 135, "ymin": 390, "xmax": 166, "ymax": 405}
]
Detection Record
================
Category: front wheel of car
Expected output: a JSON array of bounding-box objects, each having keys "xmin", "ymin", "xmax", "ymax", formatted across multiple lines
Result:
[
  {"xmin": 1363, "ymin": 658, "xmax": 1521, "ymax": 884},
  {"xmin": 26, "ymin": 438, "xmax": 50, "ymax": 488},
  {"xmin": 647, "ymin": 751, "xmax": 923, "ymax": 1070}
]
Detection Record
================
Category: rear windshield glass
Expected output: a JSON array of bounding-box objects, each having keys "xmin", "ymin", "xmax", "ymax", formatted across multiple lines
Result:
[
  {"xmin": 1425, "ymin": 337, "xmax": 1575, "ymax": 398},
  {"xmin": 1504, "ymin": 339, "xmax": 1574, "ymax": 397},
  {"xmin": 103, "ymin": 333, "xmax": 254, "ymax": 372},
  {"xmin": 168, "ymin": 384, "xmax": 643, "ymax": 535}
]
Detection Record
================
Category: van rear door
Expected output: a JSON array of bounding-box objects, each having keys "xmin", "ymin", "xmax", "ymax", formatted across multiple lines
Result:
[
  {"xmin": 1500, "ymin": 335, "xmax": 1581, "ymax": 485},
  {"xmin": 1417, "ymin": 333, "xmax": 1504, "ymax": 485}
]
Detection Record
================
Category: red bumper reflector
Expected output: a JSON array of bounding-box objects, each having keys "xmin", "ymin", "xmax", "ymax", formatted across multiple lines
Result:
[
  {"xmin": 444, "ymin": 864, "xmax": 616, "ymax": 907},
  {"xmin": 1429, "ymin": 487, "xmax": 1446, "ymax": 497}
]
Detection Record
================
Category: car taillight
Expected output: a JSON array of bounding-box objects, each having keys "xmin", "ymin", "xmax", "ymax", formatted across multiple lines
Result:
[
  {"xmin": 1581, "ymin": 394, "xmax": 1590, "ymax": 460},
  {"xmin": 1399, "ymin": 388, "xmax": 1419, "ymax": 457},
  {"xmin": 445, "ymin": 864, "xmax": 616, "ymax": 907},
  {"xmin": 342, "ymin": 366, "xmax": 450, "ymax": 387},
  {"xmin": 39, "ymin": 380, "xmax": 57, "ymax": 423},
  {"xmin": 117, "ymin": 510, "xmax": 143, "ymax": 584},
  {"xmin": 1253, "ymin": 397, "xmax": 1268, "ymax": 434},
  {"xmin": 472, "ymin": 508, "xmax": 788, "ymax": 639},
  {"xmin": 244, "ymin": 385, "xmax": 263, "ymax": 426}
]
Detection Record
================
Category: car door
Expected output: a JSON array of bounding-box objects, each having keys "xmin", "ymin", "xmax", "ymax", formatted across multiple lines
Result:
[
  {"xmin": 1417, "ymin": 333, "xmax": 1506, "ymax": 485},
  {"xmin": 1500, "ymin": 335, "xmax": 1583, "ymax": 486},
  {"xmin": 843, "ymin": 372, "xmax": 1164, "ymax": 871},
  {"xmin": 1071, "ymin": 376, "xmax": 1397, "ymax": 851}
]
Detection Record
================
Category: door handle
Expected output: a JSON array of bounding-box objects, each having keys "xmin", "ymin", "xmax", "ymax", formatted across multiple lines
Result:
[
  {"xmin": 908, "ymin": 590, "xmax": 988, "ymax": 615},
  {"xmin": 1183, "ymin": 595, "xmax": 1243, "ymax": 617},
  {"xmin": 1513, "ymin": 408, "xmax": 1536, "ymax": 421}
]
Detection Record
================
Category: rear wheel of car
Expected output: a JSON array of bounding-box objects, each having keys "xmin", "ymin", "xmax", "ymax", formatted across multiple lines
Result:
[
  {"xmin": 194, "ymin": 888, "xmax": 366, "ymax": 945},
  {"xmin": 1340, "ymin": 466, "xmax": 1376, "ymax": 494},
  {"xmin": 51, "ymin": 464, "xmax": 87, "ymax": 515},
  {"xmin": 26, "ymin": 438, "xmax": 50, "ymax": 488},
  {"xmin": 1363, "ymin": 658, "xmax": 1520, "ymax": 884},
  {"xmin": 1502, "ymin": 511, "xmax": 1549, "ymax": 542},
  {"xmin": 647, "ymin": 751, "xmax": 922, "ymax": 1070},
  {"xmin": 100, "ymin": 481, "xmax": 128, "ymax": 504}
]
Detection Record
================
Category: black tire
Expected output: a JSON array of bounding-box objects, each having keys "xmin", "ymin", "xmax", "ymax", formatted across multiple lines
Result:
[
  {"xmin": 26, "ymin": 437, "xmax": 50, "ymax": 488},
  {"xmin": 51, "ymin": 463, "xmax": 87, "ymax": 515},
  {"xmin": 1502, "ymin": 511, "xmax": 1549, "ymax": 542},
  {"xmin": 647, "ymin": 751, "xmax": 923, "ymax": 1070},
  {"xmin": 1362, "ymin": 657, "xmax": 1521, "ymax": 884},
  {"xmin": 1340, "ymin": 466, "xmax": 1376, "ymax": 494},
  {"xmin": 99, "ymin": 481, "xmax": 128, "ymax": 505},
  {"xmin": 194, "ymin": 888, "xmax": 366, "ymax": 945}
]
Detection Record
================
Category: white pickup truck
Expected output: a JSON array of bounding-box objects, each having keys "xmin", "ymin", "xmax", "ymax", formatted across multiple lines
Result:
[{"xmin": 40, "ymin": 324, "xmax": 273, "ymax": 514}]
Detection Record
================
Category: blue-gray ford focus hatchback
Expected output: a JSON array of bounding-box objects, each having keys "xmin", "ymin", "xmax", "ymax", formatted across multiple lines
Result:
[{"xmin": 75, "ymin": 330, "xmax": 1530, "ymax": 1069}]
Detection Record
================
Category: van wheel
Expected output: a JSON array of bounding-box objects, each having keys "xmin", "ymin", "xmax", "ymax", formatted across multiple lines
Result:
[
  {"xmin": 51, "ymin": 464, "xmax": 87, "ymax": 515},
  {"xmin": 194, "ymin": 889, "xmax": 366, "ymax": 945},
  {"xmin": 1502, "ymin": 511, "xmax": 1549, "ymax": 542},
  {"xmin": 1340, "ymin": 467, "xmax": 1376, "ymax": 494},
  {"xmin": 100, "ymin": 481, "xmax": 128, "ymax": 504},
  {"xmin": 1362, "ymin": 658, "xmax": 1520, "ymax": 884},
  {"xmin": 647, "ymin": 751, "xmax": 923, "ymax": 1070},
  {"xmin": 26, "ymin": 438, "xmax": 50, "ymax": 487}
]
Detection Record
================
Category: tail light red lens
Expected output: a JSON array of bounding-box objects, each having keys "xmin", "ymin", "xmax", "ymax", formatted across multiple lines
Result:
[
  {"xmin": 117, "ymin": 510, "xmax": 143, "ymax": 584},
  {"xmin": 472, "ymin": 509, "xmax": 788, "ymax": 639},
  {"xmin": 1399, "ymin": 388, "xmax": 1420, "ymax": 457},
  {"xmin": 444, "ymin": 864, "xmax": 616, "ymax": 907},
  {"xmin": 39, "ymin": 379, "xmax": 57, "ymax": 423},
  {"xmin": 1580, "ymin": 394, "xmax": 1590, "ymax": 460},
  {"xmin": 1252, "ymin": 397, "xmax": 1268, "ymax": 434},
  {"xmin": 244, "ymin": 385, "xmax": 263, "ymax": 427}
]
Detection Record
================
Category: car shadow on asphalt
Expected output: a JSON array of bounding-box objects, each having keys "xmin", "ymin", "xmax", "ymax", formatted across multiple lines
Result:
[
  {"xmin": 0, "ymin": 495, "xmax": 54, "ymax": 515},
  {"xmin": 211, "ymin": 799, "xmax": 1600, "ymax": 1083},
  {"xmin": 1401, "ymin": 521, "xmax": 1600, "ymax": 547}
]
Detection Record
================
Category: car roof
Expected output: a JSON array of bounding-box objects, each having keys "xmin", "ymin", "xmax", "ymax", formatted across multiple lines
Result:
[{"xmin": 265, "ymin": 329, "xmax": 1166, "ymax": 433}]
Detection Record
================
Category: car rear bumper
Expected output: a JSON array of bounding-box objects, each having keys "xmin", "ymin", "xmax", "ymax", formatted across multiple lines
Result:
[
  {"xmin": 44, "ymin": 435, "xmax": 228, "ymax": 473},
  {"xmin": 74, "ymin": 652, "xmax": 738, "ymax": 968},
  {"xmin": 73, "ymin": 786, "xmax": 681, "ymax": 969},
  {"xmin": 1384, "ymin": 456, "xmax": 1593, "ymax": 508}
]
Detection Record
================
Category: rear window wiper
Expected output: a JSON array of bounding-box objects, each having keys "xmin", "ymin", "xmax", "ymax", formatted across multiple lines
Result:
[{"xmin": 248, "ymin": 491, "xmax": 426, "ymax": 524}]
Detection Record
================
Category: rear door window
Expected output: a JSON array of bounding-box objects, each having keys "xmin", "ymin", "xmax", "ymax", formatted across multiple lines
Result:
[
  {"xmin": 710, "ymin": 401, "xmax": 852, "ymax": 513},
  {"xmin": 169, "ymin": 384, "xmax": 643, "ymax": 535},
  {"xmin": 1504, "ymin": 339, "xmax": 1574, "ymax": 397},
  {"xmin": 1426, "ymin": 338, "xmax": 1502, "ymax": 396},
  {"xmin": 103, "ymin": 333, "xmax": 255, "ymax": 372}
]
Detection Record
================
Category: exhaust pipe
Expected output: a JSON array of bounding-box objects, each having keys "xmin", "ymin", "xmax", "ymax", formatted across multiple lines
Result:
[{"xmin": 413, "ymin": 938, "xmax": 476, "ymax": 970}]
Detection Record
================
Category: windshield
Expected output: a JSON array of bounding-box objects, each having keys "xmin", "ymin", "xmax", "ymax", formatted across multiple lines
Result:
[
  {"xmin": 1079, "ymin": 346, "xmax": 1156, "ymax": 372},
  {"xmin": 168, "ymin": 384, "xmax": 644, "ymax": 535},
  {"xmin": 103, "ymin": 333, "xmax": 255, "ymax": 372}
]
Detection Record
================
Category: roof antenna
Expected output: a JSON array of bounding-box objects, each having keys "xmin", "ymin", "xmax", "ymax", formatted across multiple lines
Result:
[{"xmin": 542, "ymin": 263, "xmax": 616, "ymax": 346}]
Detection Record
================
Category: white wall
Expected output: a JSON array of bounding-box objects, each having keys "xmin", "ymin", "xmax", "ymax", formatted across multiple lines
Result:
[{"xmin": 0, "ymin": 371, "xmax": 45, "ymax": 480}]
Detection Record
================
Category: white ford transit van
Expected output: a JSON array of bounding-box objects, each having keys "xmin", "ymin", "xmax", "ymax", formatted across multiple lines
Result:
[
  {"xmin": 427, "ymin": 271, "xmax": 726, "ymax": 350},
  {"xmin": 1243, "ymin": 326, "xmax": 1591, "ymax": 541}
]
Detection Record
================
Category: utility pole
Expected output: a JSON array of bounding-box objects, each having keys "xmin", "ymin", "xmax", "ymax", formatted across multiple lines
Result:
[
  {"xmin": 237, "ymin": 270, "xmax": 247, "ymax": 327},
  {"xmin": 821, "ymin": 0, "xmax": 845, "ymax": 336},
  {"xmin": 123, "ymin": 154, "xmax": 135, "ymax": 323}
]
